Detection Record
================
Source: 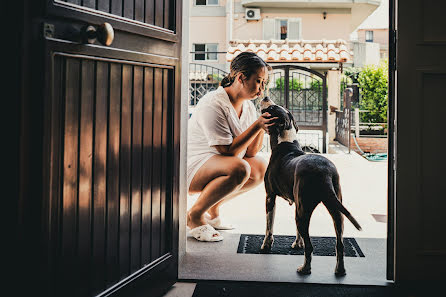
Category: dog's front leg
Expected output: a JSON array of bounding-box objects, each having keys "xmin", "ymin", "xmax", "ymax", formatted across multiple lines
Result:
[{"xmin": 260, "ymin": 194, "xmax": 276, "ymax": 251}]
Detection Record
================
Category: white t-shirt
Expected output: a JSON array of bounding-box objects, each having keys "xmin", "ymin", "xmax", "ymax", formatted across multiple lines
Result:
[{"xmin": 187, "ymin": 86, "xmax": 258, "ymax": 191}]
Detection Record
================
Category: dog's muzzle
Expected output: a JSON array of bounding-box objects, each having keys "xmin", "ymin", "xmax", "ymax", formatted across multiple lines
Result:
[{"xmin": 260, "ymin": 96, "xmax": 275, "ymax": 110}]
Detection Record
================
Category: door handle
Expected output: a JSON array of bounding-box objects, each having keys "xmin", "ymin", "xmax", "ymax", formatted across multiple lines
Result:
[{"xmin": 82, "ymin": 22, "xmax": 114, "ymax": 46}]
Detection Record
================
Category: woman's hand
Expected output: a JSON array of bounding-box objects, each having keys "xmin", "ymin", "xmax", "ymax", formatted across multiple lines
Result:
[{"xmin": 256, "ymin": 112, "xmax": 277, "ymax": 132}]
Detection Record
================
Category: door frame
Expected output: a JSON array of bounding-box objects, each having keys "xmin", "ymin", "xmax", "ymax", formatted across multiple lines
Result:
[
  {"xmin": 387, "ymin": 0, "xmax": 396, "ymax": 281},
  {"xmin": 179, "ymin": 0, "xmax": 397, "ymax": 283}
]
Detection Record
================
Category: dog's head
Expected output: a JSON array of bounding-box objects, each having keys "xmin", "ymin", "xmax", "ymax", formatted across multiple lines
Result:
[{"xmin": 260, "ymin": 97, "xmax": 299, "ymax": 150}]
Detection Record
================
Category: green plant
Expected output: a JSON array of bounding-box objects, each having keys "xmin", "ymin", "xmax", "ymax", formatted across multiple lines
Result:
[
  {"xmin": 343, "ymin": 67, "xmax": 361, "ymax": 83},
  {"xmin": 208, "ymin": 73, "xmax": 224, "ymax": 82},
  {"xmin": 357, "ymin": 61, "xmax": 388, "ymax": 124},
  {"xmin": 275, "ymin": 78, "xmax": 304, "ymax": 91},
  {"xmin": 309, "ymin": 80, "xmax": 323, "ymax": 92}
]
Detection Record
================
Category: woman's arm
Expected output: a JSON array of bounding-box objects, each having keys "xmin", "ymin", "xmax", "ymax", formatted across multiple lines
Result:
[
  {"xmin": 245, "ymin": 129, "xmax": 264, "ymax": 157},
  {"xmin": 214, "ymin": 113, "xmax": 274, "ymax": 156}
]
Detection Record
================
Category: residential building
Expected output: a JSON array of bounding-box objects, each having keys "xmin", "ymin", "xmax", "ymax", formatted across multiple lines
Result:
[
  {"xmin": 189, "ymin": 0, "xmax": 381, "ymax": 71},
  {"xmin": 356, "ymin": 0, "xmax": 389, "ymax": 60}
]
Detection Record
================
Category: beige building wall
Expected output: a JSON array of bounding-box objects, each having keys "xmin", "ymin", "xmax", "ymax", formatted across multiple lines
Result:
[
  {"xmin": 357, "ymin": 29, "xmax": 388, "ymax": 45},
  {"xmin": 189, "ymin": 16, "xmax": 227, "ymax": 66},
  {"xmin": 233, "ymin": 12, "xmax": 352, "ymax": 41},
  {"xmin": 189, "ymin": 11, "xmax": 353, "ymax": 68},
  {"xmin": 357, "ymin": 28, "xmax": 388, "ymax": 58}
]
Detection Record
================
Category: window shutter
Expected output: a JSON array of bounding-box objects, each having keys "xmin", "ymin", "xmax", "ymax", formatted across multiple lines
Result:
[
  {"xmin": 263, "ymin": 18, "xmax": 275, "ymax": 40},
  {"xmin": 206, "ymin": 43, "xmax": 218, "ymax": 60},
  {"xmin": 288, "ymin": 19, "xmax": 301, "ymax": 40}
]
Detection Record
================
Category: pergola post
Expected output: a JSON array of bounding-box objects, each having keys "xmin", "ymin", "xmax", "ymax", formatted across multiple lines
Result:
[{"xmin": 327, "ymin": 69, "xmax": 341, "ymax": 144}]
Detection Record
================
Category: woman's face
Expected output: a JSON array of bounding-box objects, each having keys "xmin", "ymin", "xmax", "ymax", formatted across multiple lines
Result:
[{"xmin": 240, "ymin": 66, "xmax": 269, "ymax": 100}]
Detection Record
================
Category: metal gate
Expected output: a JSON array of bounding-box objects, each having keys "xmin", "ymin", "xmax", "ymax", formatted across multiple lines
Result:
[
  {"xmin": 263, "ymin": 65, "xmax": 328, "ymax": 153},
  {"xmin": 335, "ymin": 88, "xmax": 353, "ymax": 152},
  {"xmin": 189, "ymin": 63, "xmax": 228, "ymax": 106}
]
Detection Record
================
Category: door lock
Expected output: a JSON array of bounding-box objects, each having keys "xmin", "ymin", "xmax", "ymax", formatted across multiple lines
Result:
[{"xmin": 81, "ymin": 22, "xmax": 114, "ymax": 46}]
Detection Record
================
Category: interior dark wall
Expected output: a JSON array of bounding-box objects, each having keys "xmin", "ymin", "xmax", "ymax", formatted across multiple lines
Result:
[{"xmin": 10, "ymin": 1, "xmax": 46, "ymax": 295}]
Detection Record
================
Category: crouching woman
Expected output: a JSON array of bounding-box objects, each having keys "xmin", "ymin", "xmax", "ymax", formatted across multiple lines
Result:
[{"xmin": 187, "ymin": 52, "xmax": 275, "ymax": 241}]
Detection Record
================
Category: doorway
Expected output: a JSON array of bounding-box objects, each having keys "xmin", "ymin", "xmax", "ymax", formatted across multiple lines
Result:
[{"xmin": 180, "ymin": 0, "xmax": 391, "ymax": 287}]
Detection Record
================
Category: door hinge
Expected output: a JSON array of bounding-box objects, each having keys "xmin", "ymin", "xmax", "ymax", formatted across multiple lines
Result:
[{"xmin": 43, "ymin": 22, "xmax": 55, "ymax": 39}]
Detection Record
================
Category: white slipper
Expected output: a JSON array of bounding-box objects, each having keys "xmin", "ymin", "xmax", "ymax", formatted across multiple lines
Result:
[
  {"xmin": 189, "ymin": 224, "xmax": 224, "ymax": 242},
  {"xmin": 205, "ymin": 216, "xmax": 235, "ymax": 230}
]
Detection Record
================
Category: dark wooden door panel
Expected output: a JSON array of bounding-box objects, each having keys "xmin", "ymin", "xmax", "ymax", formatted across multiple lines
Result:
[
  {"xmin": 50, "ymin": 0, "xmax": 176, "ymax": 38},
  {"xmin": 50, "ymin": 53, "xmax": 175, "ymax": 296},
  {"xmin": 92, "ymin": 60, "xmax": 108, "ymax": 293},
  {"xmin": 15, "ymin": 0, "xmax": 181, "ymax": 296},
  {"xmin": 141, "ymin": 66, "xmax": 154, "ymax": 265}
]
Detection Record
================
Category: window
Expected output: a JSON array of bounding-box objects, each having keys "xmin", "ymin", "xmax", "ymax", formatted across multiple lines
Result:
[
  {"xmin": 365, "ymin": 30, "xmax": 374, "ymax": 42},
  {"xmin": 195, "ymin": 0, "xmax": 219, "ymax": 6},
  {"xmin": 193, "ymin": 43, "xmax": 218, "ymax": 61},
  {"xmin": 263, "ymin": 18, "xmax": 301, "ymax": 40},
  {"xmin": 279, "ymin": 20, "xmax": 287, "ymax": 40}
]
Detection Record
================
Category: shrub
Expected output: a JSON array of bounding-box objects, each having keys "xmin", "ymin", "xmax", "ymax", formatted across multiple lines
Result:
[
  {"xmin": 275, "ymin": 77, "xmax": 303, "ymax": 91},
  {"xmin": 309, "ymin": 80, "xmax": 323, "ymax": 92},
  {"xmin": 343, "ymin": 67, "xmax": 361, "ymax": 84},
  {"xmin": 357, "ymin": 61, "xmax": 388, "ymax": 124}
]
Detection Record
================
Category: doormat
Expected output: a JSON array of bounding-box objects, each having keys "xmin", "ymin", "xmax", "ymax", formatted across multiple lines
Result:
[{"xmin": 237, "ymin": 234, "xmax": 365, "ymax": 257}]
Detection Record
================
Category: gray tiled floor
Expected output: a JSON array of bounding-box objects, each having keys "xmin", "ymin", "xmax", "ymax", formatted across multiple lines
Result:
[
  {"xmin": 179, "ymin": 148, "xmax": 390, "ymax": 290},
  {"xmin": 180, "ymin": 232, "xmax": 388, "ymax": 286}
]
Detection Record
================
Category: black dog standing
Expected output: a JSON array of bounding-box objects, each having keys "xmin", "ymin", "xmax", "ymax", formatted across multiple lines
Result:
[{"xmin": 259, "ymin": 97, "xmax": 362, "ymax": 276}]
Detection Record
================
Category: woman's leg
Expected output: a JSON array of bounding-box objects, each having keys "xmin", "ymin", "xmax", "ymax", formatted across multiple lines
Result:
[
  {"xmin": 206, "ymin": 155, "xmax": 267, "ymax": 219},
  {"xmin": 188, "ymin": 155, "xmax": 251, "ymax": 229}
]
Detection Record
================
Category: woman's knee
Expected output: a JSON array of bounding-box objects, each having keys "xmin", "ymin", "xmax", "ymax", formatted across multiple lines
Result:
[
  {"xmin": 229, "ymin": 159, "xmax": 251, "ymax": 185},
  {"xmin": 249, "ymin": 157, "xmax": 268, "ymax": 183}
]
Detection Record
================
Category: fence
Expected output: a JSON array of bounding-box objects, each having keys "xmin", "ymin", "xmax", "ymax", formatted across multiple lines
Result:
[
  {"xmin": 351, "ymin": 108, "xmax": 387, "ymax": 137},
  {"xmin": 189, "ymin": 63, "xmax": 228, "ymax": 107},
  {"xmin": 335, "ymin": 88, "xmax": 352, "ymax": 152}
]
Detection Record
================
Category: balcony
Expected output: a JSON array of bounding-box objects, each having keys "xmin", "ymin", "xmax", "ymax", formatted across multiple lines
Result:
[
  {"xmin": 241, "ymin": 0, "xmax": 381, "ymax": 31},
  {"xmin": 241, "ymin": 0, "xmax": 381, "ymax": 8}
]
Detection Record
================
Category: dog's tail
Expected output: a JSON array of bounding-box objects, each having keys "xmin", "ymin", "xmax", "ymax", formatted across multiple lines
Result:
[{"xmin": 325, "ymin": 191, "xmax": 362, "ymax": 231}]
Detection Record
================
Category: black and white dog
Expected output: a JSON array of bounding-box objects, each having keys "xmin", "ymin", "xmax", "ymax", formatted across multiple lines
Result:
[{"xmin": 259, "ymin": 97, "xmax": 362, "ymax": 276}]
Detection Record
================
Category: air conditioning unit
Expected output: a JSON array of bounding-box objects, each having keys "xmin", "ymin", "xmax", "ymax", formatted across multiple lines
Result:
[{"xmin": 245, "ymin": 8, "xmax": 261, "ymax": 20}]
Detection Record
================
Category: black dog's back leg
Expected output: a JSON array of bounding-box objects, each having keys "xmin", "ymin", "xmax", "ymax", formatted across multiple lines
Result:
[
  {"xmin": 294, "ymin": 180, "xmax": 315, "ymax": 275},
  {"xmin": 326, "ymin": 178, "xmax": 346, "ymax": 275},
  {"xmin": 296, "ymin": 211, "xmax": 313, "ymax": 275},
  {"xmin": 261, "ymin": 194, "xmax": 276, "ymax": 251},
  {"xmin": 291, "ymin": 180, "xmax": 303, "ymax": 249},
  {"xmin": 328, "ymin": 206, "xmax": 345, "ymax": 275},
  {"xmin": 291, "ymin": 218, "xmax": 304, "ymax": 249}
]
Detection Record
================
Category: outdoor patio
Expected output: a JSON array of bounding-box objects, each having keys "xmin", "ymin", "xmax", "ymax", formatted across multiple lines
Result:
[{"xmin": 180, "ymin": 143, "xmax": 389, "ymax": 286}]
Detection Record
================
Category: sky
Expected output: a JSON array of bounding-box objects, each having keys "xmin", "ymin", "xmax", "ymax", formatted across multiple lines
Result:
[{"xmin": 357, "ymin": 0, "xmax": 389, "ymax": 29}]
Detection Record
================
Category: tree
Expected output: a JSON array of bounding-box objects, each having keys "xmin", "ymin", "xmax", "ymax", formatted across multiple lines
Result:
[{"xmin": 357, "ymin": 61, "xmax": 388, "ymax": 124}]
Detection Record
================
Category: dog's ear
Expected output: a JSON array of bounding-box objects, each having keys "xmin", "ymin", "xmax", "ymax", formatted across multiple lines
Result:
[{"xmin": 287, "ymin": 112, "xmax": 299, "ymax": 132}]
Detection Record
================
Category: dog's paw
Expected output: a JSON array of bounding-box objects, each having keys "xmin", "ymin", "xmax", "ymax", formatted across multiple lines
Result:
[
  {"xmin": 260, "ymin": 236, "xmax": 274, "ymax": 252},
  {"xmin": 297, "ymin": 265, "xmax": 311, "ymax": 275},
  {"xmin": 291, "ymin": 238, "xmax": 304, "ymax": 249},
  {"xmin": 335, "ymin": 266, "xmax": 346, "ymax": 276}
]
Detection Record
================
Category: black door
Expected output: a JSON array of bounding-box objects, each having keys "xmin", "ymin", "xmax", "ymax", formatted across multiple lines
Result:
[{"xmin": 15, "ymin": 1, "xmax": 181, "ymax": 296}]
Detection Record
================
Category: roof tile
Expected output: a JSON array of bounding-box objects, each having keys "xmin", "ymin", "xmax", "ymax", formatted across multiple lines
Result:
[{"xmin": 228, "ymin": 39, "xmax": 352, "ymax": 63}]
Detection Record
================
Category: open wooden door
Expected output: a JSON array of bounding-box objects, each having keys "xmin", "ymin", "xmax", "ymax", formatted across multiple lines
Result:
[
  {"xmin": 395, "ymin": 0, "xmax": 446, "ymax": 281},
  {"xmin": 16, "ymin": 0, "xmax": 182, "ymax": 296}
]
